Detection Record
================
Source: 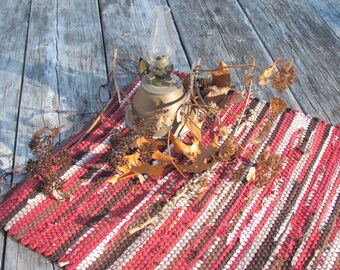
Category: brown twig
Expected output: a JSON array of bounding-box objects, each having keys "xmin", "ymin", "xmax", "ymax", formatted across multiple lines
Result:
[
  {"xmin": 129, "ymin": 215, "xmax": 159, "ymax": 235},
  {"xmin": 112, "ymin": 49, "xmax": 122, "ymax": 105},
  {"xmin": 195, "ymin": 64, "xmax": 265, "ymax": 73},
  {"xmin": 167, "ymin": 131, "xmax": 186, "ymax": 178}
]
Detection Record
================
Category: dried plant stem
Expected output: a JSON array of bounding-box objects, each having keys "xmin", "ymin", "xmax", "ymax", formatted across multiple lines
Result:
[
  {"xmin": 167, "ymin": 131, "xmax": 186, "ymax": 178},
  {"xmin": 112, "ymin": 49, "xmax": 122, "ymax": 105},
  {"xmin": 234, "ymin": 95, "xmax": 252, "ymax": 135},
  {"xmin": 196, "ymin": 64, "xmax": 265, "ymax": 73},
  {"xmin": 129, "ymin": 215, "xmax": 159, "ymax": 235}
]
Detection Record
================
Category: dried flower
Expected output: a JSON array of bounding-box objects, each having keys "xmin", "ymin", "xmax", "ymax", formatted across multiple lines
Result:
[
  {"xmin": 272, "ymin": 60, "xmax": 296, "ymax": 94},
  {"xmin": 258, "ymin": 58, "xmax": 280, "ymax": 85},
  {"xmin": 27, "ymin": 127, "xmax": 72, "ymax": 195}
]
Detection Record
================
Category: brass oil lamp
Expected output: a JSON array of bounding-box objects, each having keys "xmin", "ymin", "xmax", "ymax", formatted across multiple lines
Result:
[{"xmin": 126, "ymin": 6, "xmax": 189, "ymax": 138}]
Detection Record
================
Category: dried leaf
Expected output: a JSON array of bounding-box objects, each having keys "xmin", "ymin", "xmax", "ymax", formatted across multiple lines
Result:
[
  {"xmin": 170, "ymin": 133, "xmax": 201, "ymax": 162},
  {"xmin": 243, "ymin": 70, "xmax": 253, "ymax": 87},
  {"xmin": 250, "ymin": 137, "xmax": 262, "ymax": 145},
  {"xmin": 258, "ymin": 58, "xmax": 280, "ymax": 85},
  {"xmin": 205, "ymin": 86, "xmax": 232, "ymax": 99},
  {"xmin": 246, "ymin": 167, "xmax": 256, "ymax": 182},
  {"xmin": 169, "ymin": 118, "xmax": 219, "ymax": 173},
  {"xmin": 107, "ymin": 137, "xmax": 171, "ymax": 184},
  {"xmin": 186, "ymin": 117, "xmax": 202, "ymax": 141},
  {"xmin": 212, "ymin": 61, "xmax": 231, "ymax": 87},
  {"xmin": 138, "ymin": 58, "xmax": 149, "ymax": 77},
  {"xmin": 270, "ymin": 98, "xmax": 287, "ymax": 116}
]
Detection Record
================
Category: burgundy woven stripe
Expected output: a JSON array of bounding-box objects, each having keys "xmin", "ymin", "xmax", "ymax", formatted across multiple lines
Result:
[{"xmin": 0, "ymin": 78, "xmax": 339, "ymax": 270}]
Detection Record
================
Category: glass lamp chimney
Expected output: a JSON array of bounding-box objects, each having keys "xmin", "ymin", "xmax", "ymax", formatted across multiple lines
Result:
[{"xmin": 148, "ymin": 6, "xmax": 175, "ymax": 76}]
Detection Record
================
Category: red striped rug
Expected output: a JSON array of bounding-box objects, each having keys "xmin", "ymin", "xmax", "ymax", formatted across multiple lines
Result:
[{"xmin": 1, "ymin": 79, "xmax": 339, "ymax": 270}]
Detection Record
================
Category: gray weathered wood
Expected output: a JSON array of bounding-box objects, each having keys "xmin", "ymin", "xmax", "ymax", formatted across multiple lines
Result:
[
  {"xmin": 99, "ymin": 0, "xmax": 190, "ymax": 91},
  {"xmin": 0, "ymin": 0, "xmax": 31, "ymax": 190},
  {"xmin": 12, "ymin": 0, "xmax": 109, "ymax": 175},
  {"xmin": 237, "ymin": 0, "xmax": 340, "ymax": 124},
  {"xmin": 0, "ymin": 0, "xmax": 31, "ymax": 267},
  {"xmin": 308, "ymin": 0, "xmax": 340, "ymax": 38},
  {"xmin": 167, "ymin": 0, "xmax": 302, "ymax": 111},
  {"xmin": 3, "ymin": 0, "xmax": 108, "ymax": 269},
  {"xmin": 0, "ymin": 231, "xmax": 3, "ymax": 269},
  {"xmin": 4, "ymin": 237, "xmax": 55, "ymax": 270}
]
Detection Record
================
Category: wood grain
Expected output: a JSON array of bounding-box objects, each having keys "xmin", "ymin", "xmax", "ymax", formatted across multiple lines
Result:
[
  {"xmin": 99, "ymin": 0, "xmax": 190, "ymax": 90},
  {"xmin": 0, "ymin": 0, "xmax": 31, "ymax": 187},
  {"xmin": 3, "ymin": 0, "xmax": 108, "ymax": 269},
  {"xmin": 308, "ymin": 0, "xmax": 340, "ymax": 38},
  {"xmin": 0, "ymin": 0, "xmax": 31, "ymax": 267},
  {"xmin": 167, "ymin": 0, "xmax": 302, "ymax": 111},
  {"xmin": 237, "ymin": 0, "xmax": 340, "ymax": 124},
  {"xmin": 0, "ymin": 231, "xmax": 3, "ymax": 269}
]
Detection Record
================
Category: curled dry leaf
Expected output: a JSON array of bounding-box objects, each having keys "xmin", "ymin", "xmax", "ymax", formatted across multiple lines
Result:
[
  {"xmin": 170, "ymin": 117, "xmax": 219, "ymax": 173},
  {"xmin": 170, "ymin": 133, "xmax": 219, "ymax": 173},
  {"xmin": 212, "ymin": 61, "xmax": 231, "ymax": 88},
  {"xmin": 270, "ymin": 98, "xmax": 287, "ymax": 116},
  {"xmin": 258, "ymin": 58, "xmax": 280, "ymax": 85},
  {"xmin": 107, "ymin": 137, "xmax": 173, "ymax": 184},
  {"xmin": 243, "ymin": 70, "xmax": 253, "ymax": 88}
]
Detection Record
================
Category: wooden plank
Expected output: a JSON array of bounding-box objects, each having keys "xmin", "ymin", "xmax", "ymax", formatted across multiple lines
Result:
[
  {"xmin": 13, "ymin": 0, "xmax": 109, "ymax": 175},
  {"xmin": 4, "ymin": 237, "xmax": 55, "ymax": 270},
  {"xmin": 99, "ymin": 0, "xmax": 190, "ymax": 90},
  {"xmin": 0, "ymin": 231, "xmax": 3, "ymax": 269},
  {"xmin": 308, "ymin": 0, "xmax": 340, "ymax": 38},
  {"xmin": 167, "ymin": 0, "xmax": 302, "ymax": 111},
  {"xmin": 237, "ymin": 0, "xmax": 340, "ymax": 124},
  {"xmin": 0, "ymin": 0, "xmax": 31, "ymax": 268},
  {"xmin": 4, "ymin": 0, "xmax": 108, "ymax": 269},
  {"xmin": 0, "ymin": 0, "xmax": 31, "ymax": 190}
]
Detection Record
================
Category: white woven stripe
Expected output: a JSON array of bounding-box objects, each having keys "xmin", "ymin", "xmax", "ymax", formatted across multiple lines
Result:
[
  {"xmin": 4, "ymin": 193, "xmax": 47, "ymax": 231},
  {"xmin": 156, "ymin": 170, "xmax": 242, "ymax": 269},
  {"xmin": 291, "ymin": 164, "xmax": 340, "ymax": 267},
  {"xmin": 154, "ymin": 101, "xmax": 266, "ymax": 268},
  {"xmin": 320, "ymin": 229, "xmax": 340, "ymax": 270},
  {"xmin": 76, "ymin": 169, "xmax": 177, "ymax": 269},
  {"xmin": 263, "ymin": 126, "xmax": 334, "ymax": 269},
  {"xmin": 226, "ymin": 185, "xmax": 278, "ymax": 270},
  {"xmin": 276, "ymin": 112, "xmax": 310, "ymax": 155},
  {"xmin": 233, "ymin": 101, "xmax": 266, "ymax": 143},
  {"xmin": 222, "ymin": 113, "xmax": 311, "ymax": 268}
]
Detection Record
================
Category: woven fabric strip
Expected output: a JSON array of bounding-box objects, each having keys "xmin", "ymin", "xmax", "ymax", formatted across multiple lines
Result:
[{"xmin": 1, "ymin": 79, "xmax": 339, "ymax": 270}]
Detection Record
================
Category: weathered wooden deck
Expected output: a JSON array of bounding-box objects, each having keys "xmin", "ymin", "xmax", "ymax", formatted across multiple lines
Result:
[{"xmin": 0, "ymin": 0, "xmax": 339, "ymax": 269}]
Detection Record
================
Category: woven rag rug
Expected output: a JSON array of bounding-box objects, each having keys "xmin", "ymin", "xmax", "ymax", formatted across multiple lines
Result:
[{"xmin": 0, "ymin": 78, "xmax": 339, "ymax": 270}]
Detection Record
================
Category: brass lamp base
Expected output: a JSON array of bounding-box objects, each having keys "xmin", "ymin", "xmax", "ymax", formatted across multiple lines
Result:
[{"xmin": 126, "ymin": 75, "xmax": 190, "ymax": 138}]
